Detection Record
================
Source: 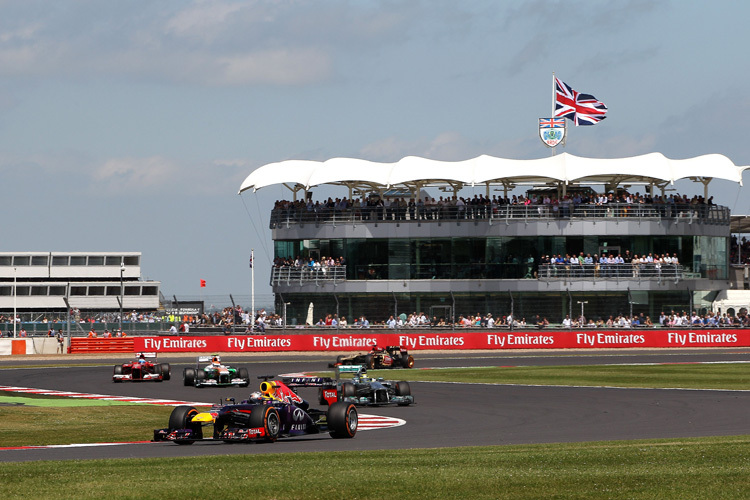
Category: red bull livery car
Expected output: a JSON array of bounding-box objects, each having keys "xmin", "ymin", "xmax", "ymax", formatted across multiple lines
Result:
[
  {"xmin": 113, "ymin": 352, "xmax": 171, "ymax": 382},
  {"xmin": 154, "ymin": 376, "xmax": 357, "ymax": 444}
]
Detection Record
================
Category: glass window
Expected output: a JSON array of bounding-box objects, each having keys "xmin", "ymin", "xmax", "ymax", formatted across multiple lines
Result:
[
  {"xmin": 125, "ymin": 286, "xmax": 141, "ymax": 296},
  {"xmin": 106, "ymin": 256, "xmax": 122, "ymax": 266},
  {"xmin": 13, "ymin": 256, "xmax": 30, "ymax": 266},
  {"xmin": 141, "ymin": 286, "xmax": 158, "ymax": 295},
  {"xmin": 88, "ymin": 256, "xmax": 104, "ymax": 266},
  {"xmin": 106, "ymin": 286, "xmax": 122, "ymax": 296},
  {"xmin": 15, "ymin": 286, "xmax": 30, "ymax": 296},
  {"xmin": 52, "ymin": 256, "xmax": 69, "ymax": 266},
  {"xmin": 31, "ymin": 286, "xmax": 48, "ymax": 296},
  {"xmin": 0, "ymin": 256, "xmax": 10, "ymax": 266},
  {"xmin": 31, "ymin": 256, "xmax": 48, "ymax": 266},
  {"xmin": 124, "ymin": 256, "xmax": 139, "ymax": 266},
  {"xmin": 49, "ymin": 286, "xmax": 66, "ymax": 296},
  {"xmin": 70, "ymin": 286, "xmax": 87, "ymax": 296},
  {"xmin": 70, "ymin": 256, "xmax": 86, "ymax": 266},
  {"xmin": 88, "ymin": 286, "xmax": 105, "ymax": 296},
  {"xmin": 0, "ymin": 286, "xmax": 12, "ymax": 296}
]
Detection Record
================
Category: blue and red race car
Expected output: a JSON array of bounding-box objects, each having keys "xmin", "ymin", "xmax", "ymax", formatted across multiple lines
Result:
[{"xmin": 153, "ymin": 376, "xmax": 357, "ymax": 444}]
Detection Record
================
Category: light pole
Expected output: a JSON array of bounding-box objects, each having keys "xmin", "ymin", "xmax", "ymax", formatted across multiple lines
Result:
[
  {"xmin": 577, "ymin": 300, "xmax": 588, "ymax": 328},
  {"xmin": 13, "ymin": 267, "xmax": 17, "ymax": 338},
  {"xmin": 119, "ymin": 259, "xmax": 125, "ymax": 334}
]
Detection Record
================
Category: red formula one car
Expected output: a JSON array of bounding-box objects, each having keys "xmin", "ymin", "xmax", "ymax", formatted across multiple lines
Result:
[{"xmin": 113, "ymin": 352, "xmax": 171, "ymax": 382}]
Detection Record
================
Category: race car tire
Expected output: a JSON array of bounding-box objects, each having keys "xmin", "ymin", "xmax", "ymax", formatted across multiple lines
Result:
[
  {"xmin": 239, "ymin": 367, "xmax": 249, "ymax": 386},
  {"xmin": 341, "ymin": 382, "xmax": 356, "ymax": 399},
  {"xmin": 168, "ymin": 405, "xmax": 202, "ymax": 445},
  {"xmin": 153, "ymin": 364, "xmax": 163, "ymax": 382},
  {"xmin": 402, "ymin": 355, "xmax": 415, "ymax": 369},
  {"xmin": 395, "ymin": 381, "xmax": 411, "ymax": 396},
  {"xmin": 196, "ymin": 369, "xmax": 206, "ymax": 385},
  {"xmin": 365, "ymin": 355, "xmax": 375, "ymax": 370},
  {"xmin": 161, "ymin": 363, "xmax": 171, "ymax": 381},
  {"xmin": 113, "ymin": 365, "xmax": 122, "ymax": 377},
  {"xmin": 248, "ymin": 405, "xmax": 280, "ymax": 442},
  {"xmin": 183, "ymin": 368, "xmax": 195, "ymax": 386},
  {"xmin": 328, "ymin": 402, "xmax": 357, "ymax": 439}
]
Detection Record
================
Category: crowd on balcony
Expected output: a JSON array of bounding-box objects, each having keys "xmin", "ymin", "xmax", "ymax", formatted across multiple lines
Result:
[
  {"xmin": 730, "ymin": 235, "xmax": 750, "ymax": 265},
  {"xmin": 538, "ymin": 250, "xmax": 682, "ymax": 278},
  {"xmin": 271, "ymin": 191, "xmax": 718, "ymax": 223},
  {"xmin": 273, "ymin": 256, "xmax": 346, "ymax": 269}
]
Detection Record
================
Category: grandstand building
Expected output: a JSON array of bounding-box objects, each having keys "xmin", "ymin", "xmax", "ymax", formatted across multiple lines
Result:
[
  {"xmin": 239, "ymin": 153, "xmax": 750, "ymax": 325},
  {"xmin": 0, "ymin": 252, "xmax": 160, "ymax": 312}
]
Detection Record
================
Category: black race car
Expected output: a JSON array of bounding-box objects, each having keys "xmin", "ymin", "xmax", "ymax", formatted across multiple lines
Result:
[
  {"xmin": 332, "ymin": 345, "xmax": 414, "ymax": 369},
  {"xmin": 280, "ymin": 366, "xmax": 413, "ymax": 407},
  {"xmin": 154, "ymin": 376, "xmax": 357, "ymax": 444},
  {"xmin": 332, "ymin": 365, "xmax": 414, "ymax": 406}
]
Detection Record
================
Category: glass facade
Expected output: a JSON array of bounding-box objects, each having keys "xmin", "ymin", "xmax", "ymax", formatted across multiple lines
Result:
[{"xmin": 274, "ymin": 235, "xmax": 728, "ymax": 281}]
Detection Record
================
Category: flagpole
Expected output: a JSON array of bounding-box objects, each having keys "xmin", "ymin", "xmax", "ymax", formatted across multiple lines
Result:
[
  {"xmin": 551, "ymin": 72, "xmax": 557, "ymax": 157},
  {"xmin": 251, "ymin": 248, "xmax": 255, "ymax": 331}
]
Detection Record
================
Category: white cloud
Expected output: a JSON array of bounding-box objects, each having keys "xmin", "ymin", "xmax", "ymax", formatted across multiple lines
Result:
[
  {"xmin": 94, "ymin": 156, "xmax": 179, "ymax": 190},
  {"xmin": 164, "ymin": 0, "xmax": 246, "ymax": 42}
]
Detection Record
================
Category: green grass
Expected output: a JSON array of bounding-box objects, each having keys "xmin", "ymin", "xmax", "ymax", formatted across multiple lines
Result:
[
  {"xmin": 0, "ymin": 437, "xmax": 747, "ymax": 499},
  {"xmin": 0, "ymin": 399, "xmax": 172, "ymax": 446},
  {"xmin": 359, "ymin": 363, "xmax": 750, "ymax": 390}
]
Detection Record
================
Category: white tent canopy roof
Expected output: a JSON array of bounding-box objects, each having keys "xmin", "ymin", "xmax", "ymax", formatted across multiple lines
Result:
[{"xmin": 238, "ymin": 152, "xmax": 750, "ymax": 194}]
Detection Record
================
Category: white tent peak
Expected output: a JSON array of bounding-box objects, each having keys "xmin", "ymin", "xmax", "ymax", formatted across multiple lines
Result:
[{"xmin": 238, "ymin": 152, "xmax": 750, "ymax": 195}]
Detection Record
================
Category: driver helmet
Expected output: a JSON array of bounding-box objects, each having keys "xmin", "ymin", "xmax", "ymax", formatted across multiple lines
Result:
[{"xmin": 249, "ymin": 391, "xmax": 264, "ymax": 402}]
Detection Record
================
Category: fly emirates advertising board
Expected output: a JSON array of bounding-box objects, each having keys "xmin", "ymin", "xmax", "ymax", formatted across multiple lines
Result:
[{"xmin": 133, "ymin": 329, "xmax": 750, "ymax": 352}]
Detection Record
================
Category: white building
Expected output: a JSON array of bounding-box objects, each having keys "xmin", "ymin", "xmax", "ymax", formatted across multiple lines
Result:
[{"xmin": 0, "ymin": 252, "xmax": 160, "ymax": 311}]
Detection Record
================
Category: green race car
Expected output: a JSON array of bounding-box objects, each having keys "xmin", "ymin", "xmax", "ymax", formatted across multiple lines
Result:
[{"xmin": 183, "ymin": 355, "xmax": 250, "ymax": 388}]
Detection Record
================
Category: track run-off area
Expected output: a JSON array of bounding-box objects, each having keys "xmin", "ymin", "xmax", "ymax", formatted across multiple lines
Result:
[{"xmin": 0, "ymin": 348, "xmax": 748, "ymax": 462}]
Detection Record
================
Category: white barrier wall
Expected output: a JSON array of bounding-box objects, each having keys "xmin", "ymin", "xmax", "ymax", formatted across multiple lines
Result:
[{"xmin": 0, "ymin": 338, "xmax": 66, "ymax": 355}]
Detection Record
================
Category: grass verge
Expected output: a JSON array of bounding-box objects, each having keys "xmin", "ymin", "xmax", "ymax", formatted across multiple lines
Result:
[
  {"xmin": 361, "ymin": 363, "xmax": 750, "ymax": 390},
  {"xmin": 0, "ymin": 396, "xmax": 172, "ymax": 447},
  {"xmin": 0, "ymin": 437, "xmax": 748, "ymax": 499}
]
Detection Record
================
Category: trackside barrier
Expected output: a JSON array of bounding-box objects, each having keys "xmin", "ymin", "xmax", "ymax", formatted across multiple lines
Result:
[
  {"xmin": 0, "ymin": 338, "xmax": 65, "ymax": 355},
  {"xmin": 69, "ymin": 338, "xmax": 134, "ymax": 354},
  {"xmin": 132, "ymin": 329, "xmax": 750, "ymax": 353}
]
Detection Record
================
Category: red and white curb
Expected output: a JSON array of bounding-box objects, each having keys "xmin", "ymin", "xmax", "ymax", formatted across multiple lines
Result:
[
  {"xmin": 357, "ymin": 414, "xmax": 405, "ymax": 430},
  {"xmin": 0, "ymin": 385, "xmax": 406, "ymax": 432}
]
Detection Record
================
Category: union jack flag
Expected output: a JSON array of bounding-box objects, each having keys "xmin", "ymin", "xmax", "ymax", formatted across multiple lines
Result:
[
  {"xmin": 554, "ymin": 77, "xmax": 607, "ymax": 126},
  {"xmin": 539, "ymin": 118, "xmax": 566, "ymax": 128}
]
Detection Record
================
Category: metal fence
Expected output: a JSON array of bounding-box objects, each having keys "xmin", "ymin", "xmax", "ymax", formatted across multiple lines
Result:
[
  {"xmin": 270, "ymin": 203, "xmax": 730, "ymax": 228},
  {"xmin": 537, "ymin": 263, "xmax": 684, "ymax": 282},
  {"xmin": 270, "ymin": 266, "xmax": 346, "ymax": 286}
]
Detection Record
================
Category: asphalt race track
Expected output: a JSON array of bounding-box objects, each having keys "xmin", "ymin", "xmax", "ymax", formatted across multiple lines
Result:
[{"xmin": 1, "ymin": 348, "xmax": 748, "ymax": 462}]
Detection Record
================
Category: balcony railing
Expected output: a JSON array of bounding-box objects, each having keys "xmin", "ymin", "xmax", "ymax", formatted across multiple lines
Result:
[
  {"xmin": 270, "ymin": 202, "xmax": 730, "ymax": 228},
  {"xmin": 537, "ymin": 263, "xmax": 684, "ymax": 283},
  {"xmin": 270, "ymin": 265, "xmax": 347, "ymax": 286},
  {"xmin": 268, "ymin": 263, "xmax": 705, "ymax": 286}
]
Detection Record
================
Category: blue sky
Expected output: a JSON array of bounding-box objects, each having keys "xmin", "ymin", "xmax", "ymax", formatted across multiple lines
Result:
[{"xmin": 1, "ymin": 0, "xmax": 749, "ymax": 307}]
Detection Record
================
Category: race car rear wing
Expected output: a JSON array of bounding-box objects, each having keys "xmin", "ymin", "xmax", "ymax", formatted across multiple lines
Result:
[
  {"xmin": 137, "ymin": 352, "xmax": 157, "ymax": 358},
  {"xmin": 335, "ymin": 365, "xmax": 366, "ymax": 380},
  {"xmin": 280, "ymin": 376, "xmax": 336, "ymax": 388}
]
